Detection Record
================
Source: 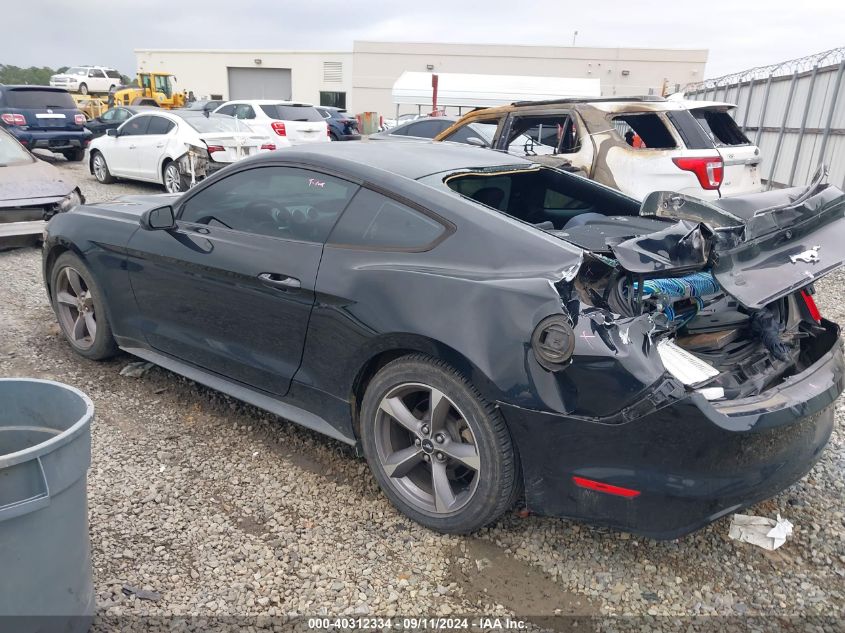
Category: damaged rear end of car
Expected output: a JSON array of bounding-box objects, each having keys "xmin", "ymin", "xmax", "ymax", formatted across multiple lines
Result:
[{"xmin": 442, "ymin": 163, "xmax": 844, "ymax": 538}]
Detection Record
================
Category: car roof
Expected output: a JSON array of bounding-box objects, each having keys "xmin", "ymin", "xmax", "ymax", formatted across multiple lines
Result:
[
  {"xmin": 224, "ymin": 100, "xmax": 315, "ymax": 106},
  {"xmin": 239, "ymin": 140, "xmax": 533, "ymax": 181},
  {"xmin": 511, "ymin": 95, "xmax": 666, "ymax": 107},
  {"xmin": 459, "ymin": 96, "xmax": 686, "ymax": 118},
  {"xmin": 122, "ymin": 105, "xmax": 159, "ymax": 112}
]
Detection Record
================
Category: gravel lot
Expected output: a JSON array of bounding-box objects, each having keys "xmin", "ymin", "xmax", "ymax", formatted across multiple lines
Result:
[{"xmin": 2, "ymin": 154, "xmax": 844, "ymax": 630}]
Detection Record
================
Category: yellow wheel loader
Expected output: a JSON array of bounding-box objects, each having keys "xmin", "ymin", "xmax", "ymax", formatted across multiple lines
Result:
[{"xmin": 112, "ymin": 72, "xmax": 186, "ymax": 109}]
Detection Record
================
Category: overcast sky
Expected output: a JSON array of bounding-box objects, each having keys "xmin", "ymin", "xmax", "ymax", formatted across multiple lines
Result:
[{"xmin": 3, "ymin": 0, "xmax": 843, "ymax": 79}]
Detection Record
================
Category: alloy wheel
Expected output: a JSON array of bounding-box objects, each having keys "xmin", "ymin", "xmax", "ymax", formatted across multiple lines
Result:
[
  {"xmin": 373, "ymin": 382, "xmax": 481, "ymax": 515},
  {"xmin": 164, "ymin": 164, "xmax": 182, "ymax": 193},
  {"xmin": 55, "ymin": 266, "xmax": 97, "ymax": 350},
  {"xmin": 93, "ymin": 154, "xmax": 107, "ymax": 182}
]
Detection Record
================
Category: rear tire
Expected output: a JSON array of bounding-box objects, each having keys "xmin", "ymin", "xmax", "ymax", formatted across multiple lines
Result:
[
  {"xmin": 50, "ymin": 252, "xmax": 119, "ymax": 361},
  {"xmin": 63, "ymin": 148, "xmax": 85, "ymax": 162},
  {"xmin": 78, "ymin": 83, "xmax": 88, "ymax": 95},
  {"xmin": 91, "ymin": 151, "xmax": 114, "ymax": 184},
  {"xmin": 360, "ymin": 354, "xmax": 520, "ymax": 533},
  {"xmin": 162, "ymin": 161, "xmax": 189, "ymax": 193},
  {"xmin": 329, "ymin": 132, "xmax": 339, "ymax": 142}
]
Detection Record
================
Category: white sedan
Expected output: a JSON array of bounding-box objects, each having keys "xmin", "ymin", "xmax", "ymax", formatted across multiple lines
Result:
[
  {"xmin": 88, "ymin": 110, "xmax": 276, "ymax": 193},
  {"xmin": 213, "ymin": 101, "xmax": 329, "ymax": 145}
]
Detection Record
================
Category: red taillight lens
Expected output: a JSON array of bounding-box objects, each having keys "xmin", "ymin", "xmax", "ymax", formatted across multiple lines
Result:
[
  {"xmin": 801, "ymin": 289, "xmax": 822, "ymax": 323},
  {"xmin": 572, "ymin": 476, "xmax": 641, "ymax": 498},
  {"xmin": 327, "ymin": 126, "xmax": 331, "ymax": 137},
  {"xmin": 1, "ymin": 113, "xmax": 26, "ymax": 126},
  {"xmin": 672, "ymin": 156, "xmax": 724, "ymax": 190},
  {"xmin": 271, "ymin": 121, "xmax": 286, "ymax": 136},
  {"xmin": 260, "ymin": 143, "xmax": 276, "ymax": 151},
  {"xmin": 206, "ymin": 145, "xmax": 225, "ymax": 154},
  {"xmin": 74, "ymin": 114, "xmax": 86, "ymax": 125}
]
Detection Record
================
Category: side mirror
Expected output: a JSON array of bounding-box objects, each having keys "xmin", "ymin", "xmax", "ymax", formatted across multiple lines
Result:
[
  {"xmin": 140, "ymin": 205, "xmax": 176, "ymax": 231},
  {"xmin": 466, "ymin": 136, "xmax": 489, "ymax": 148},
  {"xmin": 106, "ymin": 128, "xmax": 118, "ymax": 137}
]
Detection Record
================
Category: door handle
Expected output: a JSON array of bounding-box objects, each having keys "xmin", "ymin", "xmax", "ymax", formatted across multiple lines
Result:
[
  {"xmin": 129, "ymin": 144, "xmax": 136, "ymax": 149},
  {"xmin": 155, "ymin": 143, "xmax": 164, "ymax": 148},
  {"xmin": 258, "ymin": 272, "xmax": 301, "ymax": 290}
]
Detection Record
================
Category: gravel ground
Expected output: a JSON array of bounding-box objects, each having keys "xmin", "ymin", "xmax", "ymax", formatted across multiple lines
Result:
[{"xmin": 1, "ymin": 155, "xmax": 844, "ymax": 631}]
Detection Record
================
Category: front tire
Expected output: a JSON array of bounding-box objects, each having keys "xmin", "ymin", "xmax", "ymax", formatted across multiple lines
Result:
[
  {"xmin": 50, "ymin": 252, "xmax": 119, "ymax": 360},
  {"xmin": 91, "ymin": 151, "xmax": 115, "ymax": 184},
  {"xmin": 360, "ymin": 355, "xmax": 520, "ymax": 533}
]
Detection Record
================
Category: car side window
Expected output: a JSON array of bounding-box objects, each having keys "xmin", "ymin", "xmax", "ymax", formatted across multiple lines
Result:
[
  {"xmin": 442, "ymin": 120, "xmax": 499, "ymax": 146},
  {"xmin": 216, "ymin": 104, "xmax": 236, "ymax": 117},
  {"xmin": 101, "ymin": 109, "xmax": 116, "ymax": 122},
  {"xmin": 403, "ymin": 120, "xmax": 451, "ymax": 139},
  {"xmin": 119, "ymin": 116, "xmax": 150, "ymax": 136},
  {"xmin": 179, "ymin": 166, "xmax": 358, "ymax": 243},
  {"xmin": 146, "ymin": 116, "xmax": 175, "ymax": 135},
  {"xmin": 507, "ymin": 114, "xmax": 580, "ymax": 155},
  {"xmin": 233, "ymin": 104, "xmax": 255, "ymax": 120},
  {"xmin": 114, "ymin": 108, "xmax": 132, "ymax": 122},
  {"xmin": 328, "ymin": 188, "xmax": 447, "ymax": 250}
]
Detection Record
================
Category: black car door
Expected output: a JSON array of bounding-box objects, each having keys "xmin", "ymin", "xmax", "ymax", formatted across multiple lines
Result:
[{"xmin": 126, "ymin": 165, "xmax": 359, "ymax": 396}]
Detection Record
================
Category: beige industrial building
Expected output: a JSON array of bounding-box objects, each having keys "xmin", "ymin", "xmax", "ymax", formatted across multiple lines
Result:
[{"xmin": 135, "ymin": 41, "xmax": 708, "ymax": 115}]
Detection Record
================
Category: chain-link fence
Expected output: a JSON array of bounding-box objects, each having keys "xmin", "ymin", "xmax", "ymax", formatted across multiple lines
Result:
[{"xmin": 684, "ymin": 47, "xmax": 845, "ymax": 189}]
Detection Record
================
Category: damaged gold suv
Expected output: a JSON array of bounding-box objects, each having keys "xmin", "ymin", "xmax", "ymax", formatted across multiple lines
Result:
[{"xmin": 433, "ymin": 96, "xmax": 762, "ymax": 200}]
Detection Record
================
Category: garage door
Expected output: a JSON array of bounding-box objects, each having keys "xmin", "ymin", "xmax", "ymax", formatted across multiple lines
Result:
[{"xmin": 227, "ymin": 67, "xmax": 292, "ymax": 100}]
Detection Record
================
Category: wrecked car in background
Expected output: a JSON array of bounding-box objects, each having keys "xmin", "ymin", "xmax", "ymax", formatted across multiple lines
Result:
[
  {"xmin": 434, "ymin": 96, "xmax": 763, "ymax": 201},
  {"xmin": 43, "ymin": 143, "xmax": 843, "ymax": 538},
  {"xmin": 88, "ymin": 110, "xmax": 276, "ymax": 193},
  {"xmin": 0, "ymin": 127, "xmax": 82, "ymax": 248}
]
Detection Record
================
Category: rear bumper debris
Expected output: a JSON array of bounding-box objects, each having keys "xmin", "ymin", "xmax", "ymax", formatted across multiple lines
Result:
[{"xmin": 500, "ymin": 326, "xmax": 843, "ymax": 539}]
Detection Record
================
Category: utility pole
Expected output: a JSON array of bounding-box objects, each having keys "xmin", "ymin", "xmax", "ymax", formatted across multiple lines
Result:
[{"xmin": 572, "ymin": 30, "xmax": 579, "ymax": 46}]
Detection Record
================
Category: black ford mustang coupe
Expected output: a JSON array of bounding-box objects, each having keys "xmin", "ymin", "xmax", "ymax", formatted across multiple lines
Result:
[{"xmin": 43, "ymin": 142, "xmax": 844, "ymax": 537}]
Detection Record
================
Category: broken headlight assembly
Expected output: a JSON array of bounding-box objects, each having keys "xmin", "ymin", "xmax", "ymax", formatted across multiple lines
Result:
[
  {"xmin": 531, "ymin": 315, "xmax": 575, "ymax": 370},
  {"xmin": 58, "ymin": 190, "xmax": 83, "ymax": 213}
]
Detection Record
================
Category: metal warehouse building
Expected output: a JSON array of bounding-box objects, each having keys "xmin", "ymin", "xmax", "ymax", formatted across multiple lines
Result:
[{"xmin": 135, "ymin": 41, "xmax": 708, "ymax": 115}]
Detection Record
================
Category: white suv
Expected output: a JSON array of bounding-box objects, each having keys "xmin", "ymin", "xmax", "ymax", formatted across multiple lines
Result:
[
  {"xmin": 213, "ymin": 101, "xmax": 329, "ymax": 147},
  {"xmin": 436, "ymin": 97, "xmax": 763, "ymax": 201},
  {"xmin": 49, "ymin": 67, "xmax": 123, "ymax": 95}
]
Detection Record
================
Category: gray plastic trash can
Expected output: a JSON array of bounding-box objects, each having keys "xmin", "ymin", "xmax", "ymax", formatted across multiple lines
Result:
[{"xmin": 0, "ymin": 378, "xmax": 94, "ymax": 633}]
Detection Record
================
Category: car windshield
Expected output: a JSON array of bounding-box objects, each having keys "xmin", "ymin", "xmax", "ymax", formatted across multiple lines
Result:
[
  {"xmin": 4, "ymin": 89, "xmax": 77, "ymax": 109},
  {"xmin": 259, "ymin": 104, "xmax": 323, "ymax": 122},
  {"xmin": 65, "ymin": 67, "xmax": 87, "ymax": 76},
  {"xmin": 0, "ymin": 130, "xmax": 33, "ymax": 166},
  {"xmin": 178, "ymin": 114, "xmax": 246, "ymax": 133}
]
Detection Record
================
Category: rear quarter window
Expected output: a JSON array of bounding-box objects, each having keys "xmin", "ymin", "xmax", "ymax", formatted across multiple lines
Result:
[
  {"xmin": 329, "ymin": 188, "xmax": 447, "ymax": 250},
  {"xmin": 612, "ymin": 113, "xmax": 678, "ymax": 149},
  {"xmin": 665, "ymin": 110, "xmax": 715, "ymax": 150},
  {"xmin": 692, "ymin": 110, "xmax": 751, "ymax": 146}
]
